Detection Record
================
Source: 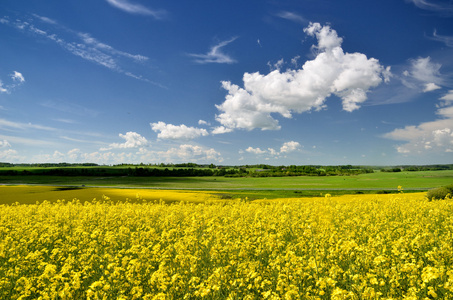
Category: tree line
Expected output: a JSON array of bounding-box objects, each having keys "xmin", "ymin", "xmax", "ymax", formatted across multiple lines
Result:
[{"xmin": 0, "ymin": 163, "xmax": 452, "ymax": 177}]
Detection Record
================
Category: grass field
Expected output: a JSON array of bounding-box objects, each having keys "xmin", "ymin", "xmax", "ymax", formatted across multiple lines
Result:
[
  {"xmin": 1, "ymin": 170, "xmax": 452, "ymax": 189},
  {"xmin": 1, "ymin": 170, "xmax": 452, "ymax": 204}
]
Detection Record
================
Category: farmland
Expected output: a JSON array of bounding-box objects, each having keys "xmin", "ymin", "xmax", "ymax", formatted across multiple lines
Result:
[
  {"xmin": 1, "ymin": 166, "xmax": 453, "ymax": 299},
  {"xmin": 2, "ymin": 193, "xmax": 453, "ymax": 299},
  {"xmin": 1, "ymin": 169, "xmax": 453, "ymax": 204}
]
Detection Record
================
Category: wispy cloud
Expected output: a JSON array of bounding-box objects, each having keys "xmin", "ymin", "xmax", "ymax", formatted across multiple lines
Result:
[
  {"xmin": 32, "ymin": 14, "xmax": 57, "ymax": 24},
  {"xmin": 429, "ymin": 29, "xmax": 453, "ymax": 47},
  {"xmin": 0, "ymin": 134, "xmax": 57, "ymax": 147},
  {"xmin": 0, "ymin": 118, "xmax": 57, "ymax": 132},
  {"xmin": 0, "ymin": 71, "xmax": 25, "ymax": 94},
  {"xmin": 41, "ymin": 100, "xmax": 99, "ymax": 118},
  {"xmin": 406, "ymin": 0, "xmax": 453, "ymax": 14},
  {"xmin": 1, "ymin": 14, "xmax": 164, "ymax": 87},
  {"xmin": 11, "ymin": 71, "xmax": 25, "ymax": 83},
  {"xmin": 188, "ymin": 37, "xmax": 238, "ymax": 64},
  {"xmin": 105, "ymin": 0, "xmax": 167, "ymax": 19},
  {"xmin": 0, "ymin": 140, "xmax": 11, "ymax": 148},
  {"xmin": 78, "ymin": 32, "xmax": 148, "ymax": 62},
  {"xmin": 276, "ymin": 11, "xmax": 307, "ymax": 24}
]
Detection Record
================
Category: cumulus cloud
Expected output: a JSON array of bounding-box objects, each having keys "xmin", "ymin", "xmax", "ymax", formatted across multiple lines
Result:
[
  {"xmin": 383, "ymin": 105, "xmax": 453, "ymax": 153},
  {"xmin": 213, "ymin": 22, "xmax": 390, "ymax": 133},
  {"xmin": 188, "ymin": 37, "xmax": 238, "ymax": 64},
  {"xmin": 280, "ymin": 141, "xmax": 301, "ymax": 153},
  {"xmin": 0, "ymin": 149, "xmax": 20, "ymax": 161},
  {"xmin": 102, "ymin": 131, "xmax": 149, "ymax": 150},
  {"xmin": 242, "ymin": 141, "xmax": 302, "ymax": 158},
  {"xmin": 151, "ymin": 122, "xmax": 209, "ymax": 140},
  {"xmin": 245, "ymin": 147, "xmax": 267, "ymax": 154},
  {"xmin": 150, "ymin": 144, "xmax": 223, "ymax": 163},
  {"xmin": 105, "ymin": 0, "xmax": 167, "ymax": 19},
  {"xmin": 211, "ymin": 126, "xmax": 233, "ymax": 135}
]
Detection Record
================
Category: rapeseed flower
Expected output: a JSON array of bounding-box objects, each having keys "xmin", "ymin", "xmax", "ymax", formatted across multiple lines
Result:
[{"xmin": 1, "ymin": 192, "xmax": 452, "ymax": 299}]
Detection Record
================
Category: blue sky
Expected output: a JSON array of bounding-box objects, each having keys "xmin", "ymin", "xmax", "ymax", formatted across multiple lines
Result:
[{"xmin": 1, "ymin": 0, "xmax": 453, "ymax": 165}]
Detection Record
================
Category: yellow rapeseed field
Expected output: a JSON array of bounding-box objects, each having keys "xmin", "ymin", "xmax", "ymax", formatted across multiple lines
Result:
[
  {"xmin": 1, "ymin": 192, "xmax": 453, "ymax": 299},
  {"xmin": 0, "ymin": 185, "xmax": 226, "ymax": 204}
]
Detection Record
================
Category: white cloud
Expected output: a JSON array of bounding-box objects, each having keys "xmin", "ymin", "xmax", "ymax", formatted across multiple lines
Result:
[
  {"xmin": 267, "ymin": 58, "xmax": 285, "ymax": 71},
  {"xmin": 291, "ymin": 56, "xmax": 300, "ymax": 68},
  {"xmin": 188, "ymin": 37, "xmax": 238, "ymax": 64},
  {"xmin": 5, "ymin": 142, "xmax": 222, "ymax": 164},
  {"xmin": 0, "ymin": 81, "xmax": 7, "ymax": 94},
  {"xmin": 424, "ymin": 82, "xmax": 441, "ymax": 92},
  {"xmin": 103, "ymin": 132, "xmax": 149, "ymax": 150},
  {"xmin": 268, "ymin": 148, "xmax": 278, "ymax": 156},
  {"xmin": 0, "ymin": 140, "xmax": 11, "ymax": 148},
  {"xmin": 280, "ymin": 141, "xmax": 301, "ymax": 153},
  {"xmin": 53, "ymin": 150, "xmax": 65, "ymax": 160},
  {"xmin": 151, "ymin": 122, "xmax": 209, "ymax": 140},
  {"xmin": 213, "ymin": 22, "xmax": 389, "ymax": 132},
  {"xmin": 1, "ymin": 15, "xmax": 160, "ymax": 86},
  {"xmin": 0, "ymin": 118, "xmax": 56, "ymax": 131},
  {"xmin": 242, "ymin": 141, "xmax": 302, "ymax": 158},
  {"xmin": 383, "ymin": 105, "xmax": 453, "ymax": 153},
  {"xmin": 78, "ymin": 33, "xmax": 148, "ymax": 62},
  {"xmin": 32, "ymin": 14, "xmax": 57, "ymax": 25},
  {"xmin": 407, "ymin": 57, "xmax": 442, "ymax": 85},
  {"xmin": 0, "ymin": 71, "xmax": 25, "ymax": 94},
  {"xmin": 211, "ymin": 126, "xmax": 233, "ymax": 135},
  {"xmin": 198, "ymin": 120, "xmax": 210, "ymax": 126},
  {"xmin": 11, "ymin": 71, "xmax": 25, "ymax": 83},
  {"xmin": 245, "ymin": 147, "xmax": 267, "ymax": 154},
  {"xmin": 430, "ymin": 30, "xmax": 453, "ymax": 47},
  {"xmin": 68, "ymin": 148, "xmax": 82, "ymax": 161},
  {"xmin": 406, "ymin": 0, "xmax": 453, "ymax": 14},
  {"xmin": 276, "ymin": 11, "xmax": 306, "ymax": 24},
  {"xmin": 0, "ymin": 149, "xmax": 20, "ymax": 161},
  {"xmin": 440, "ymin": 90, "xmax": 453, "ymax": 101},
  {"xmin": 105, "ymin": 0, "xmax": 167, "ymax": 19},
  {"xmin": 151, "ymin": 144, "xmax": 223, "ymax": 163}
]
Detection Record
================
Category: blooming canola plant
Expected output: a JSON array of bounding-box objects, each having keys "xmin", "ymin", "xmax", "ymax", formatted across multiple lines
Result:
[{"xmin": 1, "ymin": 192, "xmax": 453, "ymax": 299}]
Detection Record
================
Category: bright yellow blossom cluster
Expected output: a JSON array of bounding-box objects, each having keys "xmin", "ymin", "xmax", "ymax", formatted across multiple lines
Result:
[{"xmin": 1, "ymin": 193, "xmax": 453, "ymax": 299}]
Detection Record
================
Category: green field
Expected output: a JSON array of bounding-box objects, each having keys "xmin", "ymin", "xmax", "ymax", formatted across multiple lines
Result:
[
  {"xmin": 1, "ymin": 169, "xmax": 452, "ymax": 189},
  {"xmin": 1, "ymin": 170, "xmax": 452, "ymax": 201}
]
